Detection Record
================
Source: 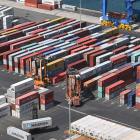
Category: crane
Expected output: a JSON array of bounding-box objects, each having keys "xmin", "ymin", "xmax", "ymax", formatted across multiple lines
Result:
[{"xmin": 100, "ymin": 0, "xmax": 139, "ymax": 31}]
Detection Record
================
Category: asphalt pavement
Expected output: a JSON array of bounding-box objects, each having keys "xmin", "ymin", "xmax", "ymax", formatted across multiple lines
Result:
[{"xmin": 1, "ymin": 68, "xmax": 140, "ymax": 140}]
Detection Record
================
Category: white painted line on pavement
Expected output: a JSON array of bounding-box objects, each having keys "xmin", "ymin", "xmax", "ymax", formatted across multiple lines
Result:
[
  {"xmin": 58, "ymin": 104, "xmax": 140, "ymax": 130},
  {"xmin": 58, "ymin": 105, "xmax": 86, "ymax": 115}
]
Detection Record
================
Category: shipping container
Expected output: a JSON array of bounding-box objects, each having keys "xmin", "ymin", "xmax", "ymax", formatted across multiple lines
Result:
[
  {"xmin": 120, "ymin": 89, "xmax": 131, "ymax": 105},
  {"xmin": 0, "ymin": 95, "xmax": 6, "ymax": 105},
  {"xmin": 22, "ymin": 117, "xmax": 52, "ymax": 130},
  {"xmin": 0, "ymin": 103, "xmax": 10, "ymax": 118},
  {"xmin": 89, "ymin": 50, "xmax": 107, "ymax": 66},
  {"xmin": 7, "ymin": 126, "xmax": 32, "ymax": 140},
  {"xmin": 105, "ymin": 80, "xmax": 125, "ymax": 100}
]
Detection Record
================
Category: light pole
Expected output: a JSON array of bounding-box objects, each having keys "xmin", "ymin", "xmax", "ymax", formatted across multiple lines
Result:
[
  {"xmin": 80, "ymin": 0, "xmax": 82, "ymax": 28},
  {"xmin": 68, "ymin": 98, "xmax": 71, "ymax": 140}
]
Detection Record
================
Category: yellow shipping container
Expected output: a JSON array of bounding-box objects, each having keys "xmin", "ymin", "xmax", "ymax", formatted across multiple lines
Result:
[
  {"xmin": 104, "ymin": 27, "xmax": 119, "ymax": 35},
  {"xmin": 47, "ymin": 58, "xmax": 64, "ymax": 71},
  {"xmin": 50, "ymin": 17, "xmax": 66, "ymax": 24},
  {"xmin": 1, "ymin": 29, "xmax": 17, "ymax": 35}
]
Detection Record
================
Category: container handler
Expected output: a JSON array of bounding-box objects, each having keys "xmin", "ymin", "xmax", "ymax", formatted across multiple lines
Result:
[
  {"xmin": 66, "ymin": 68, "xmax": 81, "ymax": 106},
  {"xmin": 32, "ymin": 56, "xmax": 50, "ymax": 88}
]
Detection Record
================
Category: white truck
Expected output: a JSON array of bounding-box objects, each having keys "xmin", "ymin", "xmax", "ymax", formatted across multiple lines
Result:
[
  {"xmin": 7, "ymin": 126, "xmax": 32, "ymax": 140},
  {"xmin": 22, "ymin": 117, "xmax": 52, "ymax": 130}
]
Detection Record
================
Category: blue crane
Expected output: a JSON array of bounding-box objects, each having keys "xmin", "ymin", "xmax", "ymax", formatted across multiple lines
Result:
[{"xmin": 100, "ymin": 0, "xmax": 139, "ymax": 30}]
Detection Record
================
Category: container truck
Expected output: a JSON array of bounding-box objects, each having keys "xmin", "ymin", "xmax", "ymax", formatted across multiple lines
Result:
[
  {"xmin": 22, "ymin": 117, "xmax": 52, "ymax": 130},
  {"xmin": 7, "ymin": 126, "xmax": 32, "ymax": 140}
]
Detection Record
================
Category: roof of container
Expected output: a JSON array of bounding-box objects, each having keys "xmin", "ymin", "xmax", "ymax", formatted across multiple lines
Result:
[
  {"xmin": 16, "ymin": 91, "xmax": 38, "ymax": 100},
  {"xmin": 96, "ymin": 52, "xmax": 113, "ymax": 59},
  {"xmin": 0, "ymin": 103, "xmax": 9, "ymax": 108},
  {"xmin": 120, "ymin": 89, "xmax": 131, "ymax": 95},
  {"xmin": 10, "ymin": 78, "xmax": 33, "ymax": 87},
  {"xmin": 47, "ymin": 58, "xmax": 63, "ymax": 66},
  {"xmin": 8, "ymin": 43, "xmax": 37, "ymax": 59},
  {"xmin": 22, "ymin": 117, "xmax": 52, "ymax": 124},
  {"xmin": 71, "ymin": 115, "xmax": 140, "ymax": 139},
  {"xmin": 106, "ymin": 80, "xmax": 124, "ymax": 89}
]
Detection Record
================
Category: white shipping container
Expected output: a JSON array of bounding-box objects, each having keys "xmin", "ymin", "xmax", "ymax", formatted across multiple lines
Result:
[
  {"xmin": 10, "ymin": 78, "xmax": 34, "ymax": 93},
  {"xmin": 22, "ymin": 117, "xmax": 52, "ymax": 130},
  {"xmin": 96, "ymin": 52, "xmax": 113, "ymax": 65},
  {"xmin": 0, "ymin": 103, "xmax": 10, "ymax": 118},
  {"xmin": 71, "ymin": 115, "xmax": 140, "ymax": 140},
  {"xmin": 7, "ymin": 126, "xmax": 32, "ymax": 140},
  {"xmin": 42, "ymin": 0, "xmax": 58, "ymax": 5},
  {"xmin": 0, "ymin": 95, "xmax": 6, "ymax": 105},
  {"xmin": 62, "ymin": 4, "xmax": 77, "ymax": 11}
]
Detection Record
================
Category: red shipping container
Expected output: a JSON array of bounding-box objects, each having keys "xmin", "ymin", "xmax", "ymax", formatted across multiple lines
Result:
[
  {"xmin": 112, "ymin": 46, "xmax": 128, "ymax": 54},
  {"xmin": 82, "ymin": 39, "xmax": 97, "ymax": 46},
  {"xmin": 15, "ymin": 91, "xmax": 39, "ymax": 106},
  {"xmin": 60, "ymin": 19, "xmax": 76, "ymax": 25},
  {"xmin": 28, "ymin": 28, "xmax": 46, "ymax": 35},
  {"xmin": 115, "ymin": 65, "xmax": 134, "ymax": 84},
  {"xmin": 76, "ymin": 36, "xmax": 91, "ymax": 44},
  {"xmin": 37, "ymin": 3, "xmax": 58, "ymax": 10},
  {"xmin": 67, "ymin": 59, "xmax": 87, "ymax": 70},
  {"xmin": 98, "ymin": 73, "xmax": 118, "ymax": 87},
  {"xmin": 133, "ymin": 45, "xmax": 140, "ymax": 51},
  {"xmin": 135, "ymin": 103, "xmax": 140, "ymax": 109},
  {"xmin": 25, "ymin": 0, "xmax": 41, "ymax": 8},
  {"xmin": 10, "ymin": 35, "xmax": 44, "ymax": 50},
  {"xmin": 40, "ymin": 90, "xmax": 54, "ymax": 105},
  {"xmin": 13, "ymin": 22, "xmax": 36, "ymax": 30},
  {"xmin": 2, "ymin": 48, "xmax": 21, "ymax": 69},
  {"xmin": 89, "ymin": 50, "xmax": 107, "ymax": 66},
  {"xmin": 105, "ymin": 80, "xmax": 125, "ymax": 94},
  {"xmin": 120, "ymin": 89, "xmax": 131, "ymax": 104},
  {"xmin": 50, "ymin": 71, "xmax": 66, "ymax": 84},
  {"xmin": 67, "ymin": 44, "xmax": 83, "ymax": 53},
  {"xmin": 137, "ymin": 66, "xmax": 140, "ymax": 80},
  {"xmin": 110, "ymin": 54, "xmax": 128, "ymax": 67},
  {"xmin": 71, "ymin": 46, "xmax": 89, "ymax": 54},
  {"xmin": 83, "ymin": 49, "xmax": 102, "ymax": 62},
  {"xmin": 0, "ymin": 34, "xmax": 37, "ymax": 56}
]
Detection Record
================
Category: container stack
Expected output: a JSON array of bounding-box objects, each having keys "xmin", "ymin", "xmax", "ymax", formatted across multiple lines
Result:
[
  {"xmin": 105, "ymin": 80, "xmax": 125, "ymax": 100},
  {"xmin": 0, "ymin": 6, "xmax": 15, "ymax": 29},
  {"xmin": 39, "ymin": 0, "xmax": 61, "ymax": 10},
  {"xmin": 3, "ymin": 15, "xmax": 14, "ymax": 29},
  {"xmin": 120, "ymin": 89, "xmax": 132, "ymax": 105},
  {"xmin": 0, "ymin": 95, "xmax": 11, "ymax": 118},
  {"xmin": 12, "ymin": 90, "xmax": 39, "ymax": 118},
  {"xmin": 24, "ymin": 0, "xmax": 61, "ymax": 10},
  {"xmin": 5, "ymin": 78, "xmax": 38, "ymax": 118},
  {"xmin": 6, "ymin": 78, "xmax": 34, "ymax": 104},
  {"xmin": 98, "ymin": 73, "xmax": 118, "ymax": 98},
  {"xmin": 38, "ymin": 87, "xmax": 54, "ymax": 110},
  {"xmin": 136, "ymin": 66, "xmax": 140, "ymax": 109},
  {"xmin": 25, "ymin": 0, "xmax": 40, "ymax": 8},
  {"xmin": 71, "ymin": 115, "xmax": 140, "ymax": 140},
  {"xmin": 127, "ymin": 90, "xmax": 136, "ymax": 107}
]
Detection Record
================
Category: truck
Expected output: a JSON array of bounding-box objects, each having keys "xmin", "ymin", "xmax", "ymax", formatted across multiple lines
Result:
[
  {"xmin": 22, "ymin": 117, "xmax": 52, "ymax": 130},
  {"xmin": 7, "ymin": 126, "xmax": 32, "ymax": 140}
]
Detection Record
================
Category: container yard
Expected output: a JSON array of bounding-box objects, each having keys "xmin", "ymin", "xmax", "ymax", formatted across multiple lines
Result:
[{"xmin": 0, "ymin": 0, "xmax": 140, "ymax": 140}]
